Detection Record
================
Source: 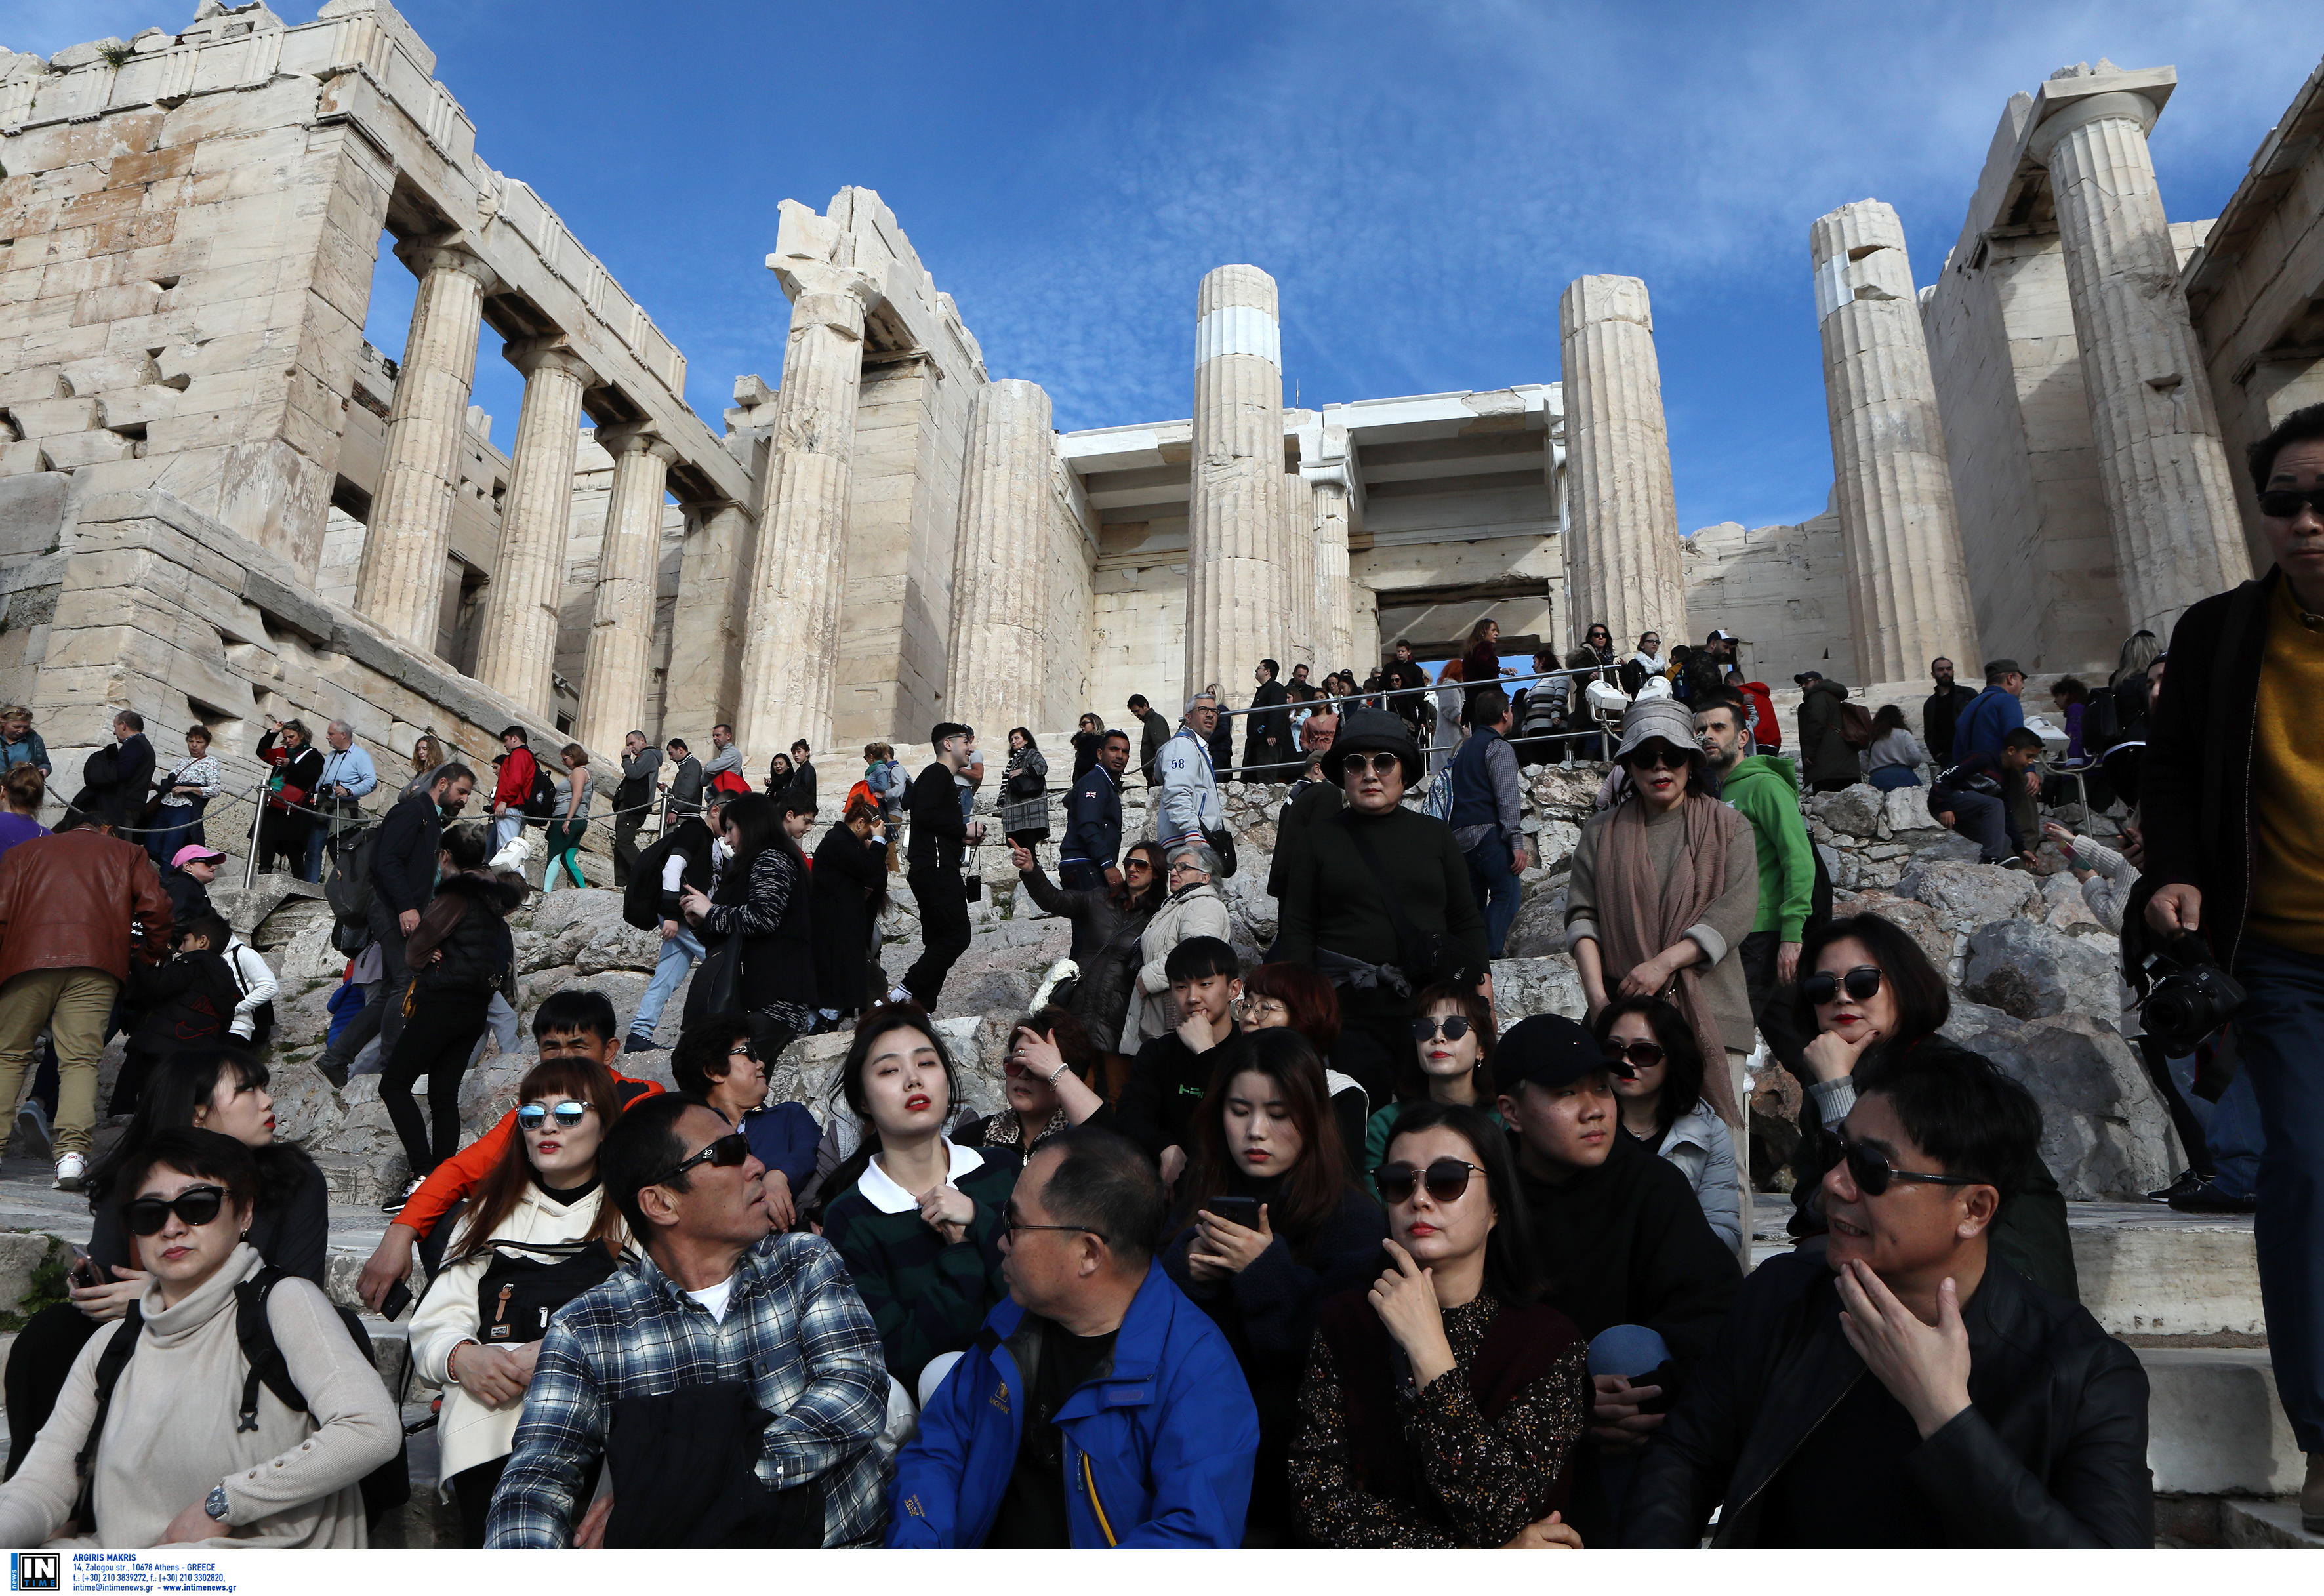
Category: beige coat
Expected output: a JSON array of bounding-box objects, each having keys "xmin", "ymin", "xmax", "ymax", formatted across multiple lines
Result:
[
  {"xmin": 0, "ymin": 1244, "xmax": 396, "ymax": 1549},
  {"xmin": 409, "ymin": 1180, "xmax": 626, "ymax": 1486},
  {"xmin": 1133, "ymin": 881, "xmax": 1232, "ymax": 1041}
]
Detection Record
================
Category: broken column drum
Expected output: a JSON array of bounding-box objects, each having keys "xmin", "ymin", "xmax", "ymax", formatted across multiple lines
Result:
[
  {"xmin": 470, "ymin": 337, "xmax": 598, "ymax": 720},
  {"xmin": 1558, "ymin": 276, "xmax": 1689, "ymax": 651},
  {"xmin": 1811, "ymin": 200, "xmax": 1980, "ymax": 685},
  {"xmin": 1185, "ymin": 264, "xmax": 1295, "ymax": 702},
  {"xmin": 945, "ymin": 379, "xmax": 1056, "ymax": 738}
]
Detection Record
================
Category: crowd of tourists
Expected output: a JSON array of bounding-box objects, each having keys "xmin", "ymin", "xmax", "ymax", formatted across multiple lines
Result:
[{"xmin": 1, "ymin": 402, "xmax": 2321, "ymax": 1551}]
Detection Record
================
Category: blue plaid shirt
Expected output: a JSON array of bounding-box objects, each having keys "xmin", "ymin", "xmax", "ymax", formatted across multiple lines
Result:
[{"xmin": 483, "ymin": 1231, "xmax": 891, "ymax": 1547}]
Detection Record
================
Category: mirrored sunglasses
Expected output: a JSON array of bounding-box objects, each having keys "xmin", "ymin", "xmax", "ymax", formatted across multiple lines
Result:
[{"xmin": 516, "ymin": 1101, "xmax": 590, "ymax": 1132}]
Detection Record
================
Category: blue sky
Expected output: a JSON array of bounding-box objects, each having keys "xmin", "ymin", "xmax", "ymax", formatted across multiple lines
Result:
[{"xmin": 7, "ymin": 0, "xmax": 2319, "ymax": 531}]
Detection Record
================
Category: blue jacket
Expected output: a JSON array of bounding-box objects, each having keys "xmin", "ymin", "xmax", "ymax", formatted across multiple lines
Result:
[
  {"xmin": 740, "ymin": 1099, "xmax": 821, "ymax": 1193},
  {"xmin": 1060, "ymin": 764, "xmax": 1123, "ymax": 869},
  {"xmin": 886, "ymin": 1261, "xmax": 1259, "ymax": 1547},
  {"xmin": 1953, "ymin": 685, "xmax": 2024, "ymax": 760}
]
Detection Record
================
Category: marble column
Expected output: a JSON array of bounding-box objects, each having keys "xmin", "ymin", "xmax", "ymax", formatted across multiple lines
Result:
[
  {"xmin": 575, "ymin": 426, "xmax": 678, "ymax": 752},
  {"xmin": 1186, "ymin": 264, "xmax": 1294, "ymax": 701},
  {"xmin": 1312, "ymin": 478, "xmax": 1354, "ymax": 672},
  {"xmin": 1811, "ymin": 200, "xmax": 1980, "ymax": 686},
  {"xmin": 2029, "ymin": 83, "xmax": 2252, "ymax": 639},
  {"xmin": 471, "ymin": 337, "xmax": 598, "ymax": 718},
  {"xmin": 664, "ymin": 499, "xmax": 754, "ymax": 735},
  {"xmin": 1282, "ymin": 467, "xmax": 1316, "ymax": 672},
  {"xmin": 946, "ymin": 379, "xmax": 1055, "ymax": 739},
  {"xmin": 354, "ymin": 235, "xmax": 497, "ymax": 649},
  {"xmin": 735, "ymin": 264, "xmax": 878, "ymax": 757},
  {"xmin": 1558, "ymin": 275, "xmax": 1688, "ymax": 651}
]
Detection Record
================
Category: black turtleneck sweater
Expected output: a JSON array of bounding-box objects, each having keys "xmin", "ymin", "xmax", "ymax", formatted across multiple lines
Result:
[{"xmin": 1274, "ymin": 804, "xmax": 1487, "ymax": 973}]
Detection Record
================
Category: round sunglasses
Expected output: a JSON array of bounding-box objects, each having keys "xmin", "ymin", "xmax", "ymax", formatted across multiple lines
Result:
[
  {"xmin": 517, "ymin": 1100, "xmax": 590, "ymax": 1132},
  {"xmin": 1411, "ymin": 1015, "xmax": 1473, "ymax": 1042},
  {"xmin": 1823, "ymin": 1130, "xmax": 1976, "ymax": 1197},
  {"xmin": 1371, "ymin": 1158, "xmax": 1485, "ymax": 1206},
  {"xmin": 123, "ymin": 1184, "xmax": 229, "ymax": 1237},
  {"xmin": 1801, "ymin": 965, "xmax": 1883, "ymax": 1006}
]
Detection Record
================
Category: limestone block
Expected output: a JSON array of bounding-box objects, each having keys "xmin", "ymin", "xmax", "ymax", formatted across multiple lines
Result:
[
  {"xmin": 91, "ymin": 385, "xmax": 184, "ymax": 430},
  {"xmin": 1809, "ymin": 783, "xmax": 1883, "ymax": 838},
  {"xmin": 41, "ymin": 432, "xmax": 137, "ymax": 470},
  {"xmin": 1526, "ymin": 764, "xmax": 1603, "ymax": 823},
  {"xmin": 1530, "ymin": 817, "xmax": 1580, "ymax": 875},
  {"xmin": 1490, "ymin": 954, "xmax": 1586, "ymax": 1028},
  {"xmin": 1504, "ymin": 880, "xmax": 1570, "ymax": 958},
  {"xmin": 1907, "ymin": 831, "xmax": 1982, "ymax": 869},
  {"xmin": 0, "ymin": 441, "xmax": 53, "ymax": 477},
  {"xmin": 0, "ymin": 369, "xmax": 70, "ymax": 408},
  {"xmin": 9, "ymin": 396, "xmax": 104, "ymax": 440},
  {"xmin": 1967, "ymin": 1012, "xmax": 2181, "ymax": 1198},
  {"xmin": 1961, "ymin": 918, "xmax": 2120, "ymax": 1021},
  {"xmin": 2139, "ymin": 1349, "xmax": 2303, "ymax": 1496},
  {"xmin": 1835, "ymin": 888, "xmax": 1962, "ymax": 975},
  {"xmin": 1878, "ymin": 786, "xmax": 1940, "ymax": 834},
  {"xmin": 60, "ymin": 349, "xmax": 163, "ymax": 398}
]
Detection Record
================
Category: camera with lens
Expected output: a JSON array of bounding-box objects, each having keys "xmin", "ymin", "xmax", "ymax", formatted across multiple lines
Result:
[{"xmin": 2138, "ymin": 933, "xmax": 2246, "ymax": 1054}]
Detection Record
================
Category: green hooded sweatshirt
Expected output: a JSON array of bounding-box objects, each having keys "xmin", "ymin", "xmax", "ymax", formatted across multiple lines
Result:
[{"xmin": 1719, "ymin": 753, "xmax": 1815, "ymax": 941}]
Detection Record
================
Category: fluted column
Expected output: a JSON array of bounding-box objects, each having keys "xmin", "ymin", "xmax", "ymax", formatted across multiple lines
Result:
[
  {"xmin": 354, "ymin": 235, "xmax": 497, "ymax": 647},
  {"xmin": 1558, "ymin": 275, "xmax": 1688, "ymax": 651},
  {"xmin": 1282, "ymin": 467, "xmax": 1316, "ymax": 670},
  {"xmin": 735, "ymin": 265, "xmax": 878, "ymax": 756},
  {"xmin": 1185, "ymin": 264, "xmax": 1293, "ymax": 700},
  {"xmin": 946, "ymin": 379, "xmax": 1055, "ymax": 737},
  {"xmin": 576, "ymin": 426, "xmax": 677, "ymax": 752},
  {"xmin": 1313, "ymin": 480, "xmax": 1353, "ymax": 671},
  {"xmin": 471, "ymin": 337, "xmax": 598, "ymax": 716},
  {"xmin": 2029, "ymin": 87, "xmax": 2252, "ymax": 639},
  {"xmin": 665, "ymin": 499, "xmax": 754, "ymax": 729},
  {"xmin": 1811, "ymin": 200, "xmax": 1980, "ymax": 685}
]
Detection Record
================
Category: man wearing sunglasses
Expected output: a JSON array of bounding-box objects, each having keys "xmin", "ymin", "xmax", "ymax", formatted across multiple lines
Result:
[
  {"xmin": 888, "ymin": 1126, "xmax": 1258, "ymax": 1547},
  {"xmin": 1490, "ymin": 1015, "xmax": 1740, "ymax": 1545},
  {"xmin": 1627, "ymin": 1042, "xmax": 2151, "ymax": 1547},
  {"xmin": 488, "ymin": 1094, "xmax": 890, "ymax": 1548},
  {"xmin": 2144, "ymin": 401, "xmax": 2324, "ymax": 1526}
]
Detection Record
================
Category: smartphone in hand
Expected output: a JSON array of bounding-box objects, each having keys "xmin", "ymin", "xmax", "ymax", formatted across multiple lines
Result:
[
  {"xmin": 66, "ymin": 1244, "xmax": 102, "ymax": 1290},
  {"xmin": 380, "ymin": 1280, "xmax": 414, "ymax": 1321},
  {"xmin": 1204, "ymin": 1196, "xmax": 1263, "ymax": 1231}
]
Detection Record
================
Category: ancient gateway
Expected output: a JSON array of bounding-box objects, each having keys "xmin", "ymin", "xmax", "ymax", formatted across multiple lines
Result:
[{"xmin": 1, "ymin": 4, "xmax": 2319, "ymax": 843}]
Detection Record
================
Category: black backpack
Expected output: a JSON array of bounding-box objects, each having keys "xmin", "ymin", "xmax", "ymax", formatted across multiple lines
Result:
[
  {"xmin": 474, "ymin": 1237, "xmax": 623, "ymax": 1346},
  {"xmin": 75, "ymin": 1265, "xmax": 409, "ymax": 1533},
  {"xmin": 2079, "ymin": 688, "xmax": 2121, "ymax": 758},
  {"xmin": 521, "ymin": 760, "xmax": 558, "ymax": 821},
  {"xmin": 323, "ymin": 823, "xmax": 379, "ymax": 952},
  {"xmin": 622, "ymin": 828, "xmax": 691, "ymax": 931}
]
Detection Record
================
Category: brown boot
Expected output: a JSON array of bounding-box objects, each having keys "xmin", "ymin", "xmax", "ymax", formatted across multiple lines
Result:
[{"xmin": 2304, "ymin": 1452, "xmax": 2323, "ymax": 1532}]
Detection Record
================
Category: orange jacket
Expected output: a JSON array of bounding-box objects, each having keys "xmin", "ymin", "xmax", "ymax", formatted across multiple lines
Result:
[{"xmin": 396, "ymin": 1069, "xmax": 666, "ymax": 1238}]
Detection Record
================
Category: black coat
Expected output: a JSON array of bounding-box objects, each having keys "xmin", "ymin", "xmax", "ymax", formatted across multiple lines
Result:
[
  {"xmin": 1243, "ymin": 678, "xmax": 1291, "ymax": 771},
  {"xmin": 1922, "ymin": 682, "xmax": 1978, "ymax": 764},
  {"xmin": 903, "ymin": 762, "xmax": 968, "ymax": 874},
  {"xmin": 163, "ymin": 867, "xmax": 214, "ymax": 930},
  {"xmin": 1625, "ymin": 1252, "xmax": 2151, "ymax": 1548},
  {"xmin": 125, "ymin": 948, "xmax": 239, "ymax": 1054},
  {"xmin": 369, "ymin": 788, "xmax": 444, "ymax": 917},
  {"xmin": 411, "ymin": 871, "xmax": 514, "ymax": 993},
  {"xmin": 810, "ymin": 825, "xmax": 886, "ymax": 1014},
  {"xmin": 1795, "ymin": 680, "xmax": 1857, "ymax": 787},
  {"xmin": 1137, "ymin": 708, "xmax": 1173, "ymax": 783},
  {"xmin": 703, "ymin": 846, "xmax": 815, "ymax": 1012},
  {"xmin": 1015, "ymin": 867, "xmax": 1151, "ymax": 1054}
]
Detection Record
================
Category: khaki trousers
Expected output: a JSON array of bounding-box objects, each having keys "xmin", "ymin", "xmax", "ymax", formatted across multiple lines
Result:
[{"xmin": 0, "ymin": 968, "xmax": 118, "ymax": 1157}]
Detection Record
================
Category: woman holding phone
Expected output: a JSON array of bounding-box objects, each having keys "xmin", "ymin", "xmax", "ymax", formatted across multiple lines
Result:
[{"xmin": 1161, "ymin": 1029, "xmax": 1385, "ymax": 1544}]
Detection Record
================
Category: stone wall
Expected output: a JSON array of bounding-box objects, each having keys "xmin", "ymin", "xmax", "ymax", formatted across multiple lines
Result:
[{"xmin": 1682, "ymin": 507, "xmax": 1853, "ymax": 685}]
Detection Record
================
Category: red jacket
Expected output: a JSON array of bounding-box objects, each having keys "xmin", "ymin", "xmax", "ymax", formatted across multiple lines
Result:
[
  {"xmin": 491, "ymin": 745, "xmax": 539, "ymax": 811},
  {"xmin": 394, "ymin": 1069, "xmax": 665, "ymax": 1238},
  {"xmin": 1738, "ymin": 682, "xmax": 1781, "ymax": 750}
]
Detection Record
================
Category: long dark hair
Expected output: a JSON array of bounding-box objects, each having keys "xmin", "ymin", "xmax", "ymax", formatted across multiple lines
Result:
[
  {"xmin": 1179, "ymin": 1029, "xmax": 1353, "ymax": 1261},
  {"xmin": 84, "ymin": 1046, "xmax": 318, "ymax": 1217},
  {"xmin": 1120, "ymin": 839, "xmax": 1168, "ymax": 916},
  {"xmin": 447, "ymin": 1057, "xmax": 629, "ymax": 1264},
  {"xmin": 1591, "ymin": 994, "xmax": 1704, "ymax": 1135},
  {"xmin": 1380, "ymin": 1100, "xmax": 1541, "ymax": 1303},
  {"xmin": 809, "ymin": 1002, "xmax": 964, "ymax": 1226},
  {"xmin": 1872, "ymin": 703, "xmax": 1907, "ymax": 735},
  {"xmin": 719, "ymin": 791, "xmax": 800, "ymax": 884},
  {"xmin": 1790, "ymin": 911, "xmax": 1951, "ymax": 1045}
]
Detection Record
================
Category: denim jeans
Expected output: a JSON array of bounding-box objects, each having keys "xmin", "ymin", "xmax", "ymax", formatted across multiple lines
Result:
[
  {"xmin": 1867, "ymin": 766, "xmax": 1923, "ymax": 791},
  {"xmin": 1463, "ymin": 834, "xmax": 1524, "ymax": 958},
  {"xmin": 1938, "ymin": 790, "xmax": 2012, "ymax": 861},
  {"xmin": 2228, "ymin": 937, "xmax": 2324, "ymax": 1452},
  {"xmin": 491, "ymin": 811, "xmax": 524, "ymax": 856},
  {"xmin": 2205, "ymin": 1065, "xmax": 2265, "ymax": 1201},
  {"xmin": 144, "ymin": 803, "xmax": 204, "ymax": 867},
  {"xmin": 1587, "ymin": 1323, "xmax": 1671, "ymax": 1532},
  {"xmin": 630, "ymin": 927, "xmax": 703, "ymax": 1039}
]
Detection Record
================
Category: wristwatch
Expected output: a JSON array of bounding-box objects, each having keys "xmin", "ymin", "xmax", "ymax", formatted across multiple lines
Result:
[{"xmin": 205, "ymin": 1483, "xmax": 230, "ymax": 1524}]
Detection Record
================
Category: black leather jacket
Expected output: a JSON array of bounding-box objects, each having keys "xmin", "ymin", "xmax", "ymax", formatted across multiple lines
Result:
[
  {"xmin": 1625, "ymin": 1252, "xmax": 2151, "ymax": 1548},
  {"xmin": 1017, "ymin": 867, "xmax": 1151, "ymax": 1054}
]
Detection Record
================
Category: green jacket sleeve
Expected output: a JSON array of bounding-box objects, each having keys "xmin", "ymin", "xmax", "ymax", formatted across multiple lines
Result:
[{"xmin": 1734, "ymin": 781, "xmax": 1815, "ymax": 942}]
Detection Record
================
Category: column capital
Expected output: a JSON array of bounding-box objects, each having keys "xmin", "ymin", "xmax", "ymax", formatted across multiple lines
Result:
[
  {"xmin": 504, "ymin": 336, "xmax": 599, "ymax": 388},
  {"xmin": 595, "ymin": 423, "xmax": 679, "ymax": 464},
  {"xmin": 2028, "ymin": 90, "xmax": 2160, "ymax": 163},
  {"xmin": 768, "ymin": 259, "xmax": 885, "ymax": 319},
  {"xmin": 394, "ymin": 231, "xmax": 499, "ymax": 291}
]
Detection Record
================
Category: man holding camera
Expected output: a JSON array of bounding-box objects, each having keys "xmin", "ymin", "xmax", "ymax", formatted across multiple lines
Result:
[{"xmin": 2143, "ymin": 401, "xmax": 2324, "ymax": 1530}]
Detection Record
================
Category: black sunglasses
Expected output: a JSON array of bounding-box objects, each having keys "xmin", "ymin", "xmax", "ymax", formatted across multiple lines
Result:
[
  {"xmin": 1604, "ymin": 1038, "xmax": 1665, "ymax": 1069},
  {"xmin": 1823, "ymin": 1130, "xmax": 1978, "ymax": 1197},
  {"xmin": 516, "ymin": 1101, "xmax": 590, "ymax": 1132},
  {"xmin": 1625, "ymin": 745, "xmax": 1690, "ymax": 771},
  {"xmin": 2257, "ymin": 487, "xmax": 2324, "ymax": 520},
  {"xmin": 1341, "ymin": 752, "xmax": 1402, "ymax": 777},
  {"xmin": 123, "ymin": 1185, "xmax": 229, "ymax": 1237},
  {"xmin": 654, "ymin": 1132, "xmax": 750, "ymax": 1187},
  {"xmin": 1412, "ymin": 1015, "xmax": 1473, "ymax": 1042},
  {"xmin": 1372, "ymin": 1158, "xmax": 1485, "ymax": 1206},
  {"xmin": 1800, "ymin": 965, "xmax": 1883, "ymax": 1006}
]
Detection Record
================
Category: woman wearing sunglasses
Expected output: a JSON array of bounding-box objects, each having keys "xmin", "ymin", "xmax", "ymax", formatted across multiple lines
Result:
[
  {"xmin": 1594, "ymin": 996, "xmax": 1740, "ymax": 1255},
  {"xmin": 5, "ymin": 1048, "xmax": 327, "ymax": 1479},
  {"xmin": 964, "ymin": 1006, "xmax": 1113, "ymax": 1160},
  {"xmin": 668, "ymin": 1017, "xmax": 819, "ymax": 1230},
  {"xmin": 1788, "ymin": 912, "xmax": 2077, "ymax": 1299},
  {"xmin": 409, "ymin": 1059, "xmax": 628, "ymax": 1545},
  {"xmin": 819, "ymin": 1006, "xmax": 1019, "ymax": 1401},
  {"xmin": 1008, "ymin": 837, "xmax": 1166, "ymax": 1055},
  {"xmin": 0, "ymin": 1128, "xmax": 396, "ymax": 1549},
  {"xmin": 1362, "ymin": 983, "xmax": 1499, "ymax": 1194},
  {"xmin": 1290, "ymin": 1101, "xmax": 1586, "ymax": 1549},
  {"xmin": 1162, "ymin": 1029, "xmax": 1386, "ymax": 1544}
]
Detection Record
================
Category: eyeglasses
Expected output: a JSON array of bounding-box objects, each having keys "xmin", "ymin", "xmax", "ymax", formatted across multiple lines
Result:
[
  {"xmin": 1625, "ymin": 746, "xmax": 1690, "ymax": 771},
  {"xmin": 1001, "ymin": 1212, "xmax": 1103, "ymax": 1244},
  {"xmin": 1372, "ymin": 1158, "xmax": 1484, "ymax": 1206},
  {"xmin": 1604, "ymin": 1038, "xmax": 1665, "ymax": 1069},
  {"xmin": 1800, "ymin": 965, "xmax": 1883, "ymax": 1006},
  {"xmin": 123, "ymin": 1185, "xmax": 229, "ymax": 1237},
  {"xmin": 1234, "ymin": 995, "xmax": 1290, "ymax": 1022},
  {"xmin": 1824, "ymin": 1130, "xmax": 1978, "ymax": 1197},
  {"xmin": 1411, "ymin": 1015, "xmax": 1473, "ymax": 1042},
  {"xmin": 1341, "ymin": 752, "xmax": 1402, "ymax": 777},
  {"xmin": 2258, "ymin": 487, "xmax": 2324, "ymax": 520},
  {"xmin": 653, "ymin": 1132, "xmax": 751, "ymax": 1187},
  {"xmin": 516, "ymin": 1101, "xmax": 590, "ymax": 1132}
]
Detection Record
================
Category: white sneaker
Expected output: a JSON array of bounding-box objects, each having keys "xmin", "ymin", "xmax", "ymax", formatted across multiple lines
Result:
[
  {"xmin": 886, "ymin": 987, "xmax": 912, "ymax": 1006},
  {"xmin": 52, "ymin": 1152, "xmax": 86, "ymax": 1191}
]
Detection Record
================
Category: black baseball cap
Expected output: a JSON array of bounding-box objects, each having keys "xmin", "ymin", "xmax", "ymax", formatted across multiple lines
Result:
[
  {"xmin": 1492, "ymin": 1013, "xmax": 1632, "ymax": 1096},
  {"xmin": 1793, "ymin": 670, "xmax": 1824, "ymax": 684}
]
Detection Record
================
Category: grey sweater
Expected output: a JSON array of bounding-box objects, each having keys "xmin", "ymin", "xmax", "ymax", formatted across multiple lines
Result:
[
  {"xmin": 1567, "ymin": 801, "xmax": 1761, "ymax": 1055},
  {"xmin": 0, "ymin": 1245, "xmax": 397, "ymax": 1549}
]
